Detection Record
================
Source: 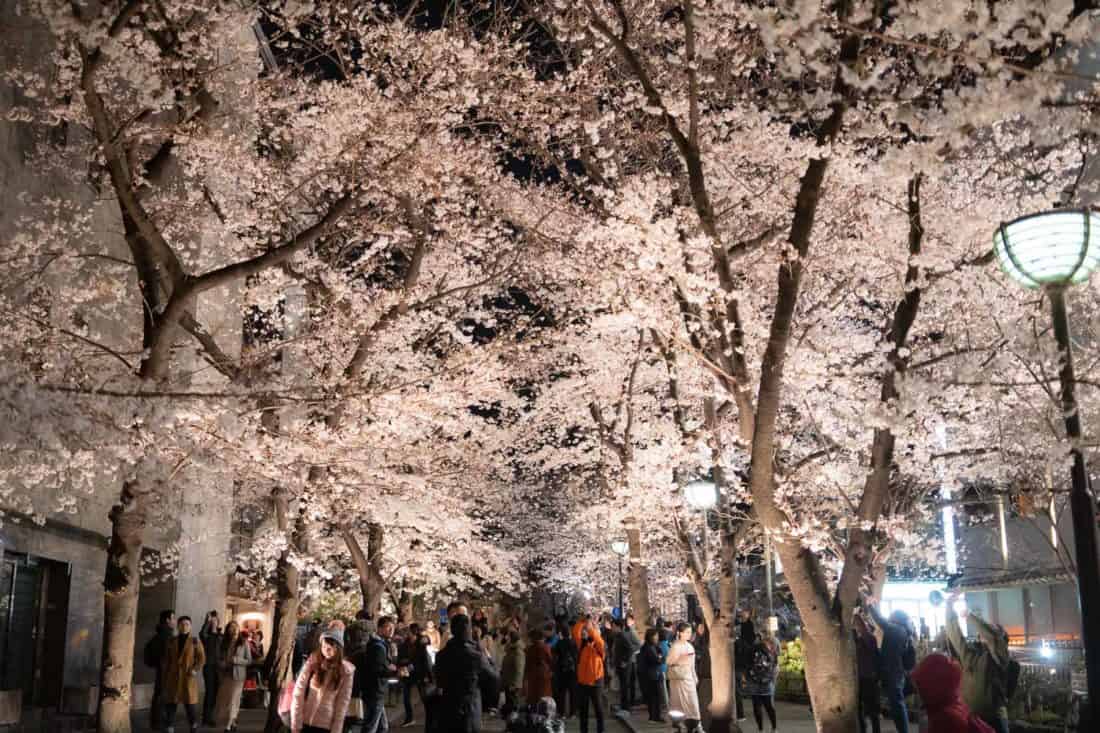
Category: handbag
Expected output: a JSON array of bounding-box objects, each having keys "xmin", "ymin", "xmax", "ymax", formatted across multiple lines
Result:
[
  {"xmin": 279, "ymin": 667, "xmax": 311, "ymax": 728},
  {"xmin": 667, "ymin": 664, "xmax": 689, "ymax": 681},
  {"xmin": 277, "ymin": 678, "xmax": 295, "ymax": 728},
  {"xmin": 347, "ymin": 696, "xmax": 365, "ymax": 720}
]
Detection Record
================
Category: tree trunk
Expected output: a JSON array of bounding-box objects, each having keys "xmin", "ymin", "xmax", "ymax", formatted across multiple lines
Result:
[
  {"xmin": 708, "ymin": 515, "xmax": 741, "ymax": 733},
  {"xmin": 625, "ymin": 523, "xmax": 652, "ymax": 626},
  {"xmin": 397, "ymin": 589, "xmax": 414, "ymax": 624},
  {"xmin": 343, "ymin": 523, "xmax": 386, "ymax": 616},
  {"xmin": 771, "ymin": 542, "xmax": 861, "ymax": 732},
  {"xmin": 97, "ymin": 481, "xmax": 146, "ymax": 733},
  {"xmin": 676, "ymin": 512, "xmax": 741, "ymax": 733},
  {"xmin": 263, "ymin": 488, "xmax": 303, "ymax": 733},
  {"xmin": 801, "ymin": 615, "xmax": 860, "ymax": 733},
  {"xmin": 708, "ymin": 623, "xmax": 737, "ymax": 733}
]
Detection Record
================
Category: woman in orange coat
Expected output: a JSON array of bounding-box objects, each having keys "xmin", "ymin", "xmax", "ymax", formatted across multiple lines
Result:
[
  {"xmin": 573, "ymin": 618, "xmax": 605, "ymax": 733},
  {"xmin": 524, "ymin": 628, "xmax": 553, "ymax": 704}
]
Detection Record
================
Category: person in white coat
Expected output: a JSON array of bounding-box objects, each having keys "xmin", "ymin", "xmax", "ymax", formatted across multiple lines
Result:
[
  {"xmin": 215, "ymin": 623, "xmax": 253, "ymax": 732},
  {"xmin": 666, "ymin": 622, "xmax": 702, "ymax": 731}
]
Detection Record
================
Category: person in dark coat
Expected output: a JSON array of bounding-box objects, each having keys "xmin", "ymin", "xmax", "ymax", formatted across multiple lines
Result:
[
  {"xmin": 637, "ymin": 628, "xmax": 665, "ymax": 723},
  {"xmin": 734, "ymin": 610, "xmax": 756, "ymax": 722},
  {"xmin": 397, "ymin": 623, "xmax": 422, "ymax": 726},
  {"xmin": 613, "ymin": 615, "xmax": 642, "ymax": 712},
  {"xmin": 691, "ymin": 621, "xmax": 710, "ymax": 681},
  {"xmin": 144, "ymin": 609, "xmax": 176, "ymax": 730},
  {"xmin": 552, "ymin": 621, "xmax": 578, "ymax": 718},
  {"xmin": 433, "ymin": 614, "xmax": 499, "ymax": 733},
  {"xmin": 853, "ymin": 613, "xmax": 881, "ymax": 733},
  {"xmin": 411, "ymin": 632, "xmax": 436, "ymax": 732},
  {"xmin": 350, "ymin": 616, "xmax": 396, "ymax": 733},
  {"xmin": 199, "ymin": 611, "xmax": 222, "ymax": 726},
  {"xmin": 867, "ymin": 602, "xmax": 914, "ymax": 733}
]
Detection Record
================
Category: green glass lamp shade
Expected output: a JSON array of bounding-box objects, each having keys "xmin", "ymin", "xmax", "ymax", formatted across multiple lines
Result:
[{"xmin": 994, "ymin": 209, "xmax": 1100, "ymax": 290}]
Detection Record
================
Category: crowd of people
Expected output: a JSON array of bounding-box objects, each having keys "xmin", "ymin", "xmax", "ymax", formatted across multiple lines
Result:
[
  {"xmin": 854, "ymin": 590, "xmax": 1016, "ymax": 733},
  {"xmin": 281, "ymin": 604, "xmax": 786, "ymax": 733},
  {"xmin": 143, "ymin": 610, "xmax": 266, "ymax": 733},
  {"xmin": 140, "ymin": 588, "xmax": 1019, "ymax": 733}
]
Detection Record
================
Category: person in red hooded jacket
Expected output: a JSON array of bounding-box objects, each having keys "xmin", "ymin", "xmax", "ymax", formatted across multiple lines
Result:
[{"xmin": 911, "ymin": 653, "xmax": 995, "ymax": 733}]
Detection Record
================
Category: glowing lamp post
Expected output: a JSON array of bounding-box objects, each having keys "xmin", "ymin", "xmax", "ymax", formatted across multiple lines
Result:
[
  {"xmin": 684, "ymin": 478, "xmax": 718, "ymax": 569},
  {"xmin": 684, "ymin": 479, "xmax": 718, "ymax": 511},
  {"xmin": 611, "ymin": 540, "xmax": 629, "ymax": 618},
  {"xmin": 995, "ymin": 208, "xmax": 1100, "ymax": 718}
]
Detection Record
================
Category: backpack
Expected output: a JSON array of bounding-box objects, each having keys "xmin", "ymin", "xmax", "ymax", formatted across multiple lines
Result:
[
  {"xmin": 901, "ymin": 637, "xmax": 917, "ymax": 672},
  {"xmin": 747, "ymin": 646, "xmax": 776, "ymax": 685}
]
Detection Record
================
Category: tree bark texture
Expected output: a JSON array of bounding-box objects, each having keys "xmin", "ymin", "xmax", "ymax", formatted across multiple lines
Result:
[
  {"xmin": 801, "ymin": 620, "xmax": 860, "ymax": 733},
  {"xmin": 343, "ymin": 524, "xmax": 386, "ymax": 617},
  {"xmin": 397, "ymin": 589, "xmax": 414, "ymax": 624},
  {"xmin": 97, "ymin": 481, "xmax": 146, "ymax": 733},
  {"xmin": 744, "ymin": 18, "xmax": 864, "ymax": 730},
  {"xmin": 676, "ymin": 514, "xmax": 740, "ymax": 733},
  {"xmin": 263, "ymin": 488, "xmax": 303, "ymax": 733},
  {"xmin": 625, "ymin": 524, "xmax": 652, "ymax": 626}
]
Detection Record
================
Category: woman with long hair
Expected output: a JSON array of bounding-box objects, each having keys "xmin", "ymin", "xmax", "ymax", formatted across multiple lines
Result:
[
  {"xmin": 214, "ymin": 622, "xmax": 251, "ymax": 732},
  {"xmin": 692, "ymin": 621, "xmax": 710, "ymax": 680},
  {"xmin": 290, "ymin": 621, "xmax": 355, "ymax": 733},
  {"xmin": 741, "ymin": 631, "xmax": 780, "ymax": 733},
  {"xmin": 666, "ymin": 622, "xmax": 701, "ymax": 731},
  {"xmin": 637, "ymin": 627, "xmax": 665, "ymax": 723}
]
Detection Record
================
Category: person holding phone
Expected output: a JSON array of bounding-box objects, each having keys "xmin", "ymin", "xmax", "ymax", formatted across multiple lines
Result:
[
  {"xmin": 200, "ymin": 611, "xmax": 222, "ymax": 727},
  {"xmin": 573, "ymin": 618, "xmax": 606, "ymax": 733}
]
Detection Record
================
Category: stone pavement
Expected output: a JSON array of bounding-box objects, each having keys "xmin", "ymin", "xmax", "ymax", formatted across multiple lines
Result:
[
  {"xmin": 6, "ymin": 698, "xmax": 903, "ymax": 732},
  {"xmin": 616, "ymin": 701, "xmax": 902, "ymax": 732}
]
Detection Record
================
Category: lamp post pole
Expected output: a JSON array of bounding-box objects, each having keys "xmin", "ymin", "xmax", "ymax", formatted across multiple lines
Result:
[
  {"xmin": 701, "ymin": 508, "xmax": 709, "ymax": 567},
  {"xmin": 618, "ymin": 554, "xmax": 624, "ymax": 618},
  {"xmin": 1049, "ymin": 286, "xmax": 1100, "ymax": 717},
  {"xmin": 765, "ymin": 538, "xmax": 775, "ymax": 618},
  {"xmin": 611, "ymin": 541, "xmax": 628, "ymax": 618}
]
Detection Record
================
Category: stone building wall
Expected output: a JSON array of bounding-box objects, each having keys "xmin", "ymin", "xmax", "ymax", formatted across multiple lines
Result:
[{"xmin": 0, "ymin": 5, "xmax": 250, "ymax": 713}]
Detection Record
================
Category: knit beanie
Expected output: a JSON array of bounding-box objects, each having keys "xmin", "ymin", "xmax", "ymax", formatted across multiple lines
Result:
[{"xmin": 321, "ymin": 619, "xmax": 346, "ymax": 647}]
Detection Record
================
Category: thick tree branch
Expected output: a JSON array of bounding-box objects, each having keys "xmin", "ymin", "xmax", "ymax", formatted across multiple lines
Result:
[
  {"xmin": 80, "ymin": 49, "xmax": 186, "ymax": 290},
  {"xmin": 179, "ymin": 312, "xmax": 241, "ymax": 382},
  {"xmin": 835, "ymin": 173, "xmax": 925, "ymax": 617},
  {"xmin": 143, "ymin": 194, "xmax": 354, "ymax": 379}
]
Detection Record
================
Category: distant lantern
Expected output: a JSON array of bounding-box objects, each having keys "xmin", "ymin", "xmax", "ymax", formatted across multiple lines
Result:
[
  {"xmin": 994, "ymin": 208, "xmax": 1100, "ymax": 289},
  {"xmin": 611, "ymin": 540, "xmax": 629, "ymax": 557},
  {"xmin": 683, "ymin": 479, "xmax": 717, "ymax": 511}
]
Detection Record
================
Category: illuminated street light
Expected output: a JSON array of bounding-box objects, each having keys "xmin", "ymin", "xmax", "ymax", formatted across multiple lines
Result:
[
  {"xmin": 611, "ymin": 540, "xmax": 629, "ymax": 617},
  {"xmin": 994, "ymin": 207, "xmax": 1100, "ymax": 721},
  {"xmin": 683, "ymin": 479, "xmax": 718, "ymax": 510}
]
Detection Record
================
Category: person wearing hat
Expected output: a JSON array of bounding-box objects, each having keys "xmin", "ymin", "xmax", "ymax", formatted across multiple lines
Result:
[{"xmin": 291, "ymin": 620, "xmax": 356, "ymax": 733}]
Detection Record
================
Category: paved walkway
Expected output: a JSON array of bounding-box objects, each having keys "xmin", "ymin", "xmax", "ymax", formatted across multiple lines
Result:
[
  {"xmin": 8, "ymin": 698, "xmax": 904, "ymax": 732},
  {"xmin": 619, "ymin": 701, "xmax": 902, "ymax": 732}
]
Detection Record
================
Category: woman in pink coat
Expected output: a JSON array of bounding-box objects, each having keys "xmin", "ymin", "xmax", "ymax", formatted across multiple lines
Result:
[{"xmin": 291, "ymin": 621, "xmax": 355, "ymax": 733}]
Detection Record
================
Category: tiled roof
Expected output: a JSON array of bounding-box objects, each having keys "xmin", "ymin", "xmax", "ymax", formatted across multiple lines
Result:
[{"xmin": 948, "ymin": 566, "xmax": 1073, "ymax": 592}]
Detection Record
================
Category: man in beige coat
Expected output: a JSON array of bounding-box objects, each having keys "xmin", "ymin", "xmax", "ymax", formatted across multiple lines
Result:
[{"xmin": 160, "ymin": 615, "xmax": 207, "ymax": 733}]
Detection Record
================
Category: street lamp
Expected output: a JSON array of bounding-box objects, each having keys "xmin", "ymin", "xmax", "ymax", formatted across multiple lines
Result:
[
  {"xmin": 611, "ymin": 540, "xmax": 629, "ymax": 618},
  {"xmin": 994, "ymin": 207, "xmax": 1100, "ymax": 719},
  {"xmin": 684, "ymin": 479, "xmax": 718, "ymax": 565},
  {"xmin": 684, "ymin": 479, "xmax": 718, "ymax": 511}
]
